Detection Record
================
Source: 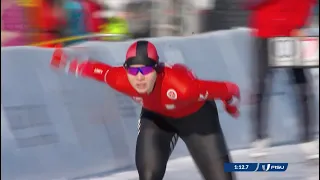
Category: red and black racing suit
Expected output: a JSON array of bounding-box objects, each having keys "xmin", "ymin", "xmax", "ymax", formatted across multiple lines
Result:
[{"xmin": 51, "ymin": 49, "xmax": 240, "ymax": 180}]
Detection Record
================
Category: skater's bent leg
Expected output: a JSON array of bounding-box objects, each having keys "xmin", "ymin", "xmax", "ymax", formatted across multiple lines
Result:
[
  {"xmin": 178, "ymin": 102, "xmax": 235, "ymax": 180},
  {"xmin": 136, "ymin": 110, "xmax": 177, "ymax": 180},
  {"xmin": 182, "ymin": 133, "xmax": 234, "ymax": 180}
]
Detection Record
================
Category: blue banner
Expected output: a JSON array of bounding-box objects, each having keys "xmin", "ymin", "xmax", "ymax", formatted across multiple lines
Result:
[{"xmin": 224, "ymin": 163, "xmax": 289, "ymax": 172}]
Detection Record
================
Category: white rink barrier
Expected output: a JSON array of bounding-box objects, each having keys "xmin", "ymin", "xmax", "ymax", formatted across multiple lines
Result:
[{"xmin": 1, "ymin": 28, "xmax": 319, "ymax": 180}]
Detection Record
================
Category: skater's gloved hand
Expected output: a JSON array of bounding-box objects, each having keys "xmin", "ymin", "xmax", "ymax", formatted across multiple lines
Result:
[
  {"xmin": 50, "ymin": 47, "xmax": 82, "ymax": 74},
  {"xmin": 50, "ymin": 47, "xmax": 111, "ymax": 82},
  {"xmin": 51, "ymin": 47, "xmax": 69, "ymax": 70},
  {"xmin": 225, "ymin": 82, "xmax": 240, "ymax": 100},
  {"xmin": 50, "ymin": 47, "xmax": 97, "ymax": 77},
  {"xmin": 223, "ymin": 97, "xmax": 240, "ymax": 118},
  {"xmin": 223, "ymin": 82, "xmax": 240, "ymax": 118}
]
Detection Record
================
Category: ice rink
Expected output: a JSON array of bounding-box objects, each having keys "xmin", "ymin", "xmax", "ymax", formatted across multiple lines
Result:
[{"xmin": 87, "ymin": 144, "xmax": 319, "ymax": 180}]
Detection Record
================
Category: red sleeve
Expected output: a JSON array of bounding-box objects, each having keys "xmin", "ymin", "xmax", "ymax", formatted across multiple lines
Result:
[
  {"xmin": 195, "ymin": 79, "xmax": 233, "ymax": 101},
  {"xmin": 68, "ymin": 60, "xmax": 128, "ymax": 93},
  {"xmin": 68, "ymin": 60, "xmax": 112, "ymax": 83}
]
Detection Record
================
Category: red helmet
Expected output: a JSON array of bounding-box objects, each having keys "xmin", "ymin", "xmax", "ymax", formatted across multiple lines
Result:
[{"xmin": 124, "ymin": 40, "xmax": 159, "ymax": 67}]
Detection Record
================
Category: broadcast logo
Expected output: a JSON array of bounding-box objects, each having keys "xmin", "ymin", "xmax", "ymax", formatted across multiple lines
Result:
[
  {"xmin": 259, "ymin": 163, "xmax": 288, "ymax": 172},
  {"xmin": 261, "ymin": 164, "xmax": 271, "ymax": 171}
]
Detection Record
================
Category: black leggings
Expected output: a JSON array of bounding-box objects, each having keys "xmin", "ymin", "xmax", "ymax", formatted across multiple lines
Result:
[
  {"xmin": 136, "ymin": 101, "xmax": 235, "ymax": 180},
  {"xmin": 252, "ymin": 37, "xmax": 315, "ymax": 142}
]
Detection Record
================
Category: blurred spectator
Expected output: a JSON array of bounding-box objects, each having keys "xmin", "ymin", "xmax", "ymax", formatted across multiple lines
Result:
[
  {"xmin": 204, "ymin": 0, "xmax": 230, "ymax": 31},
  {"xmin": 148, "ymin": 0, "xmax": 248, "ymax": 37},
  {"xmin": 312, "ymin": 1, "xmax": 319, "ymax": 27},
  {"xmin": 90, "ymin": 0, "xmax": 130, "ymax": 40},
  {"xmin": 125, "ymin": 0, "xmax": 152, "ymax": 38},
  {"xmin": 63, "ymin": 0, "xmax": 87, "ymax": 45},
  {"xmin": 99, "ymin": 16, "xmax": 129, "ymax": 40},
  {"xmin": 247, "ymin": 0, "xmax": 319, "ymax": 160},
  {"xmin": 1, "ymin": 0, "xmax": 31, "ymax": 46},
  {"xmin": 81, "ymin": 0, "xmax": 105, "ymax": 34},
  {"xmin": 315, "ymin": 0, "xmax": 319, "ymax": 14},
  {"xmin": 36, "ymin": 0, "xmax": 67, "ymax": 47}
]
